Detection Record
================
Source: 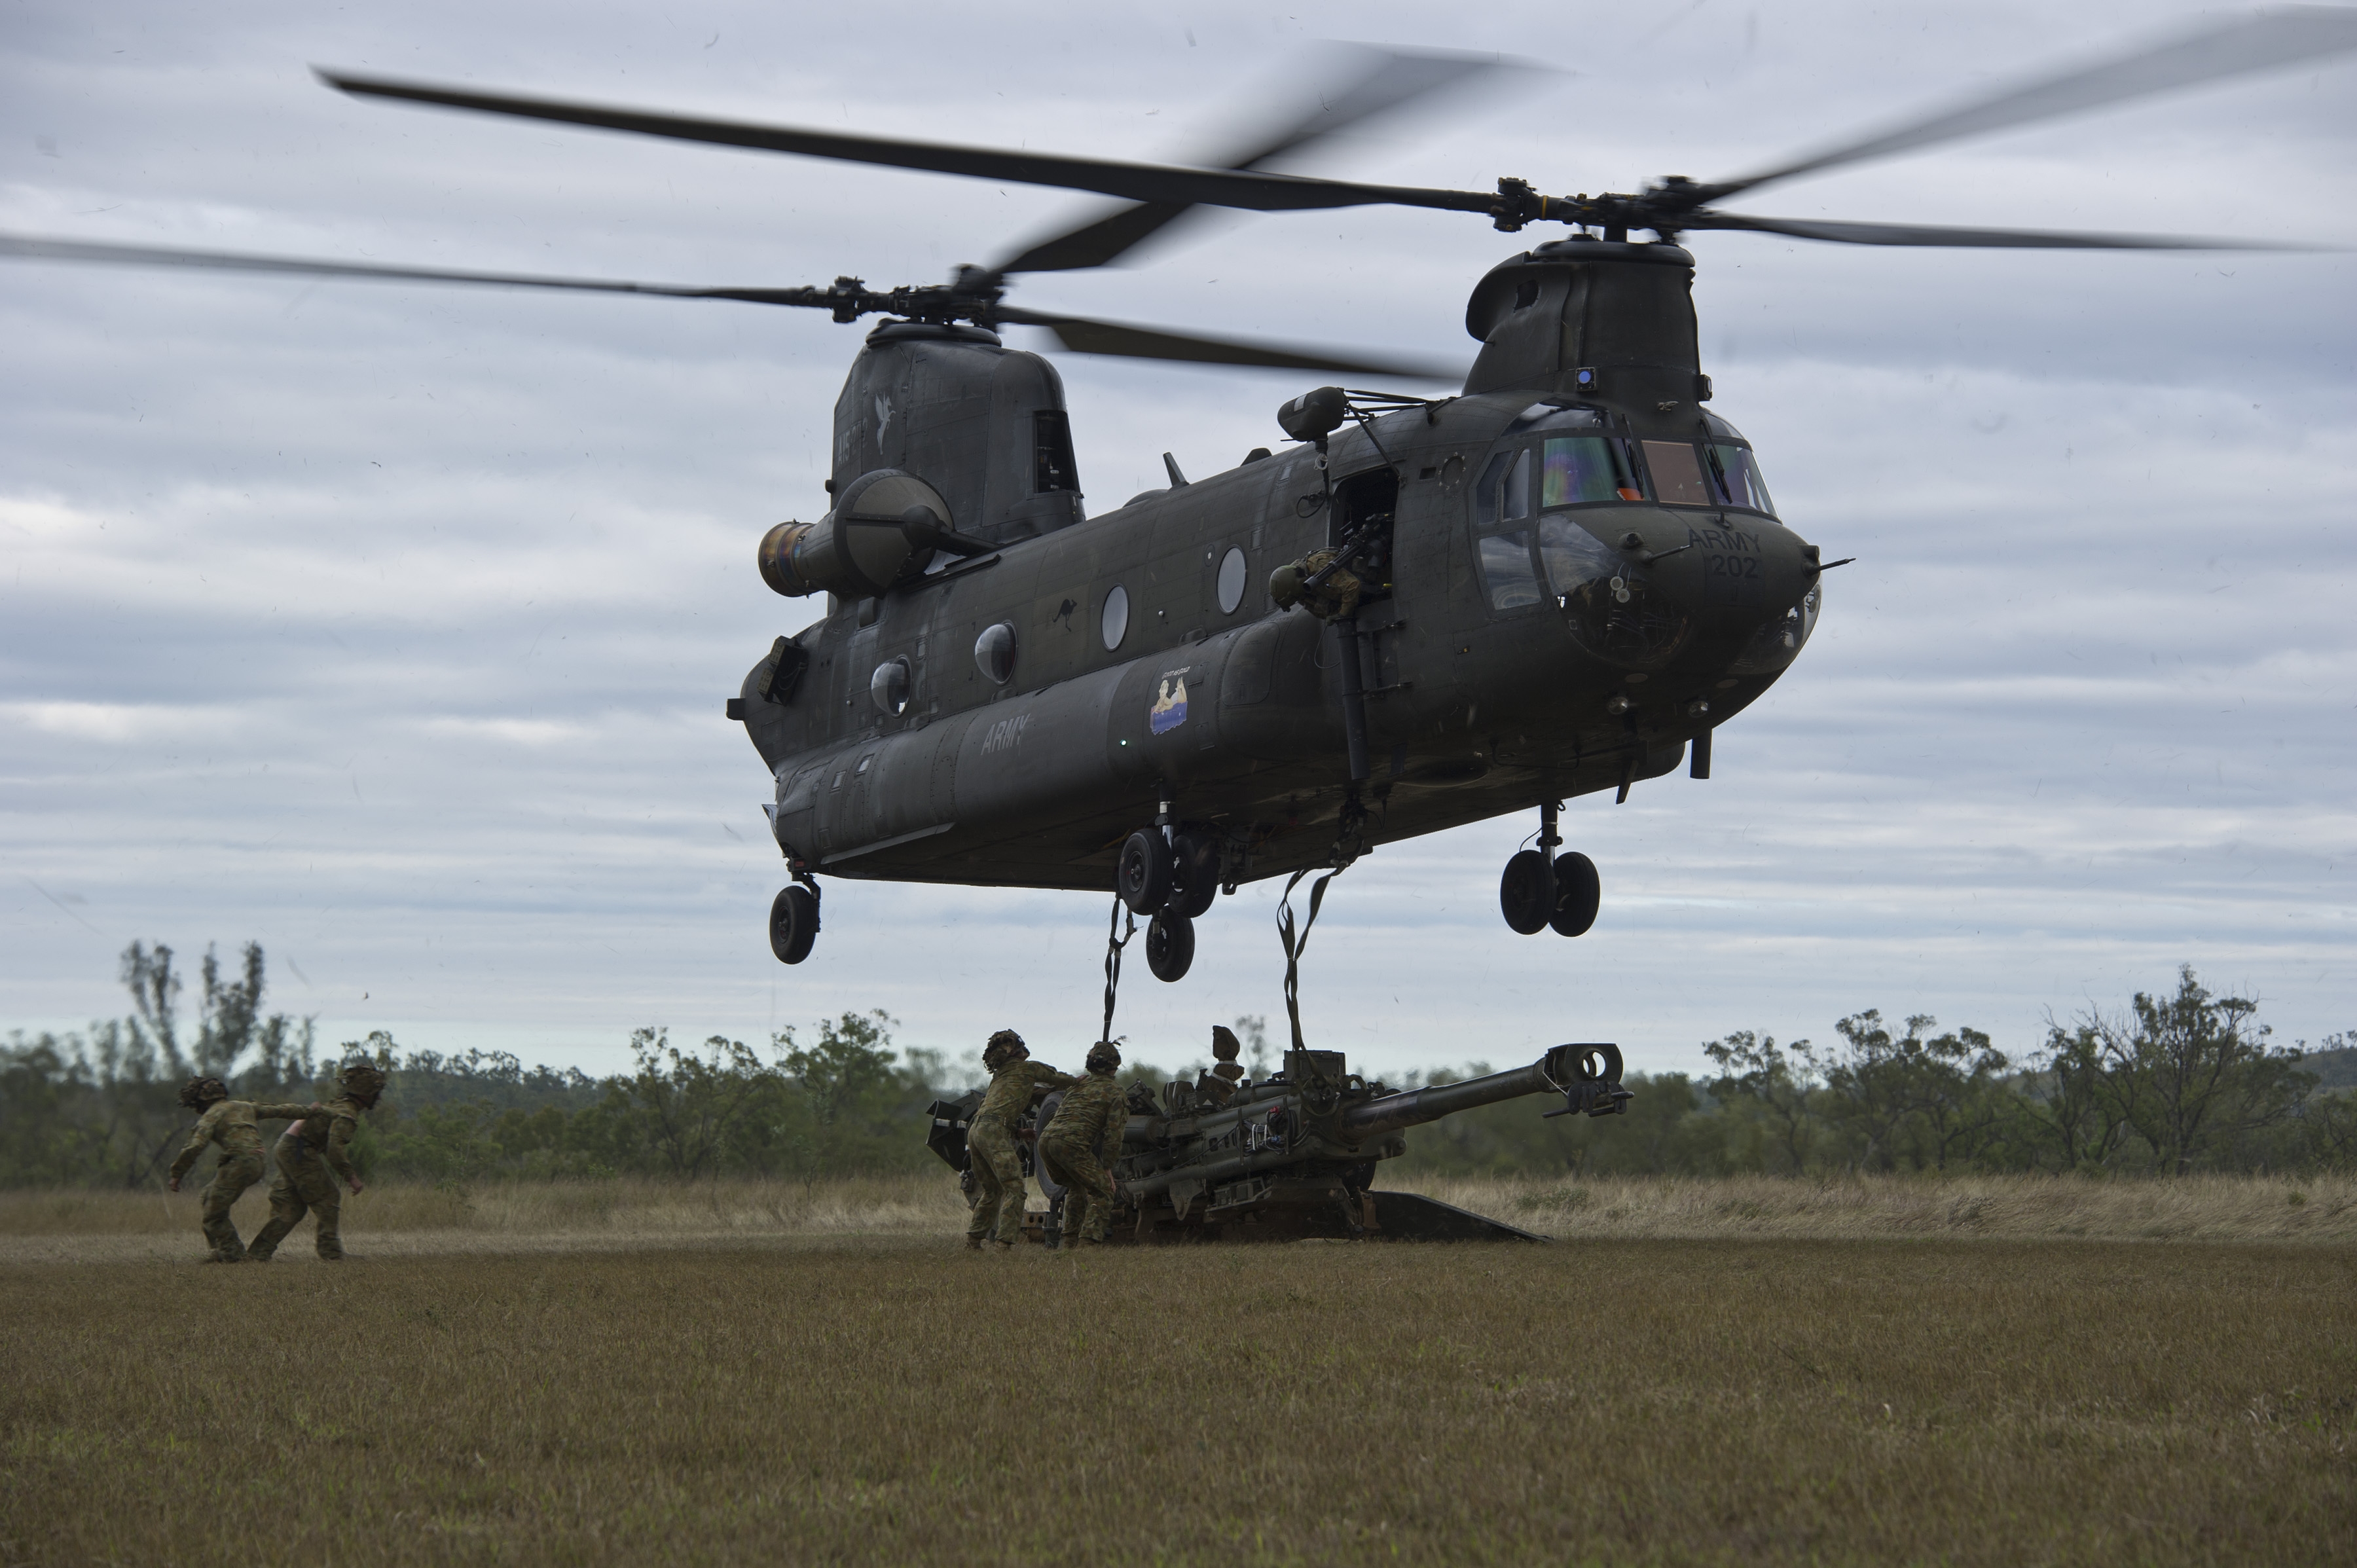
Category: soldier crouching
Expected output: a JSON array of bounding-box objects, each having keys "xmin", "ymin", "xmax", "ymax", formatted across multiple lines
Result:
[
  {"xmin": 1268, "ymin": 547, "xmax": 1362, "ymax": 624},
  {"xmin": 964, "ymin": 1029, "xmax": 1077, "ymax": 1252},
  {"xmin": 166, "ymin": 1077, "xmax": 325, "ymax": 1262},
  {"xmin": 249, "ymin": 1061, "xmax": 384, "ymax": 1262},
  {"xmin": 1038, "ymin": 1041, "xmax": 1127, "ymax": 1247}
]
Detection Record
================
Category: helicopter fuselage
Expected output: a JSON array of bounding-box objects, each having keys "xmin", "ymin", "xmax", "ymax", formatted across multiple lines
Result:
[{"xmin": 739, "ymin": 370, "xmax": 1819, "ymax": 896}]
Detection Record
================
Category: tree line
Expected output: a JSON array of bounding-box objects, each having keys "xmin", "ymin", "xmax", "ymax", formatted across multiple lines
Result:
[
  {"xmin": 2, "ymin": 944, "xmax": 2350, "ymax": 1189},
  {"xmin": 1396, "ymin": 969, "xmax": 2356, "ymax": 1179}
]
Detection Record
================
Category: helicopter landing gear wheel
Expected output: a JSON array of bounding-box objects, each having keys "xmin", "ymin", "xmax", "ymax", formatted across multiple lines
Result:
[
  {"xmin": 1500, "ymin": 849, "xmax": 1553, "ymax": 935},
  {"xmin": 768, "ymin": 883, "xmax": 820, "ymax": 964},
  {"xmin": 1549, "ymin": 852, "xmax": 1601, "ymax": 937},
  {"xmin": 1166, "ymin": 829, "xmax": 1221, "ymax": 920},
  {"xmin": 1145, "ymin": 909, "xmax": 1196, "ymax": 982},
  {"xmin": 1117, "ymin": 829, "xmax": 1171, "ymax": 915}
]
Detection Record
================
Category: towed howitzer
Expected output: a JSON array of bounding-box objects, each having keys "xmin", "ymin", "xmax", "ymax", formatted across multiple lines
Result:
[{"xmin": 926, "ymin": 1042, "xmax": 1630, "ymax": 1243}]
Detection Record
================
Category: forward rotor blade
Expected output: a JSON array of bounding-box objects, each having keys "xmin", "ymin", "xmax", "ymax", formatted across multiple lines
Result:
[
  {"xmin": 1709, "ymin": 7, "xmax": 2357, "ymax": 202},
  {"xmin": 995, "ymin": 304, "xmax": 1463, "ymax": 380},
  {"xmin": 993, "ymin": 44, "xmax": 1519, "ymax": 276},
  {"xmin": 1680, "ymin": 212, "xmax": 2308, "ymax": 250},
  {"xmin": 0, "ymin": 230, "xmax": 846, "ymax": 306},
  {"xmin": 318, "ymin": 69, "xmax": 1497, "ymax": 217}
]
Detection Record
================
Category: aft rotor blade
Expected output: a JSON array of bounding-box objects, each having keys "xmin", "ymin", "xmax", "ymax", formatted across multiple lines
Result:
[
  {"xmin": 995, "ymin": 305, "xmax": 1463, "ymax": 380},
  {"xmin": 1708, "ymin": 7, "xmax": 2357, "ymax": 202},
  {"xmin": 318, "ymin": 69, "xmax": 1497, "ymax": 217},
  {"xmin": 0, "ymin": 230, "xmax": 849, "ymax": 306},
  {"xmin": 993, "ymin": 44, "xmax": 1520, "ymax": 275},
  {"xmin": 1681, "ymin": 212, "xmax": 2307, "ymax": 250}
]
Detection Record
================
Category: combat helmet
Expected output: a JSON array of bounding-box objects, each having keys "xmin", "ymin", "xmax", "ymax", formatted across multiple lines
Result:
[
  {"xmin": 336, "ymin": 1061, "xmax": 388, "ymax": 1105},
  {"xmin": 177, "ymin": 1075, "xmax": 229, "ymax": 1110},
  {"xmin": 981, "ymin": 1029, "xmax": 1027, "ymax": 1071},
  {"xmin": 1085, "ymin": 1040, "xmax": 1122, "ymax": 1074}
]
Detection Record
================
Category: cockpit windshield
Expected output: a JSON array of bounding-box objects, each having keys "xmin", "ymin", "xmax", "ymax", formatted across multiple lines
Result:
[{"xmin": 1470, "ymin": 406, "xmax": 1778, "ymax": 615}]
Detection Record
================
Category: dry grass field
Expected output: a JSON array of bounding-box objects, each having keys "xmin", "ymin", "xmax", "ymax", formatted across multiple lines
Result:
[
  {"xmin": 5, "ymin": 1170, "xmax": 2354, "ymax": 1260},
  {"xmin": 2, "ymin": 1175, "xmax": 2353, "ymax": 1566}
]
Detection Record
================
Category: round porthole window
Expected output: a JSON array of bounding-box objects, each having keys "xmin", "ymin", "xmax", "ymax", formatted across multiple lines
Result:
[
  {"xmin": 974, "ymin": 621, "xmax": 1017, "ymax": 685},
  {"xmin": 1101, "ymin": 584, "xmax": 1129, "ymax": 651},
  {"xmin": 868, "ymin": 656, "xmax": 911, "ymax": 716},
  {"xmin": 1216, "ymin": 547, "xmax": 1247, "ymax": 614}
]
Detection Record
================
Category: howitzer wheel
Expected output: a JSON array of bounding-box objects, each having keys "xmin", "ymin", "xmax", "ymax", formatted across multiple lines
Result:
[
  {"xmin": 1145, "ymin": 909, "xmax": 1195, "ymax": 982},
  {"xmin": 767, "ymin": 884, "xmax": 819, "ymax": 964},
  {"xmin": 1499, "ymin": 849, "xmax": 1552, "ymax": 934},
  {"xmin": 1549, "ymin": 852, "xmax": 1600, "ymax": 937}
]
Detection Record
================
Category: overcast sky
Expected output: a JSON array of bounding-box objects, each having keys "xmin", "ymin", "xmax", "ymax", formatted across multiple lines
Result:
[{"xmin": 4, "ymin": 0, "xmax": 2352, "ymax": 1087}]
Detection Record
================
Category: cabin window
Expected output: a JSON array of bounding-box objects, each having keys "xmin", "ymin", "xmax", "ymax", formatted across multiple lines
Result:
[
  {"xmin": 1101, "ymin": 584, "xmax": 1130, "ymax": 651},
  {"xmin": 1216, "ymin": 547, "xmax": 1248, "ymax": 615},
  {"xmin": 1639, "ymin": 441, "xmax": 1712, "ymax": 506},
  {"xmin": 1033, "ymin": 410, "xmax": 1080, "ymax": 494},
  {"xmin": 974, "ymin": 621, "xmax": 1017, "ymax": 685},
  {"xmin": 868, "ymin": 659, "xmax": 910, "ymax": 717}
]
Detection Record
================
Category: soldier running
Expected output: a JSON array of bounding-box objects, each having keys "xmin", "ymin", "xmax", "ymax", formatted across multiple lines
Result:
[
  {"xmin": 166, "ymin": 1077, "xmax": 325, "ymax": 1262},
  {"xmin": 1038, "ymin": 1041, "xmax": 1128, "ymax": 1248},
  {"xmin": 963, "ymin": 1029, "xmax": 1076, "ymax": 1252},
  {"xmin": 248, "ymin": 1061, "xmax": 385, "ymax": 1263}
]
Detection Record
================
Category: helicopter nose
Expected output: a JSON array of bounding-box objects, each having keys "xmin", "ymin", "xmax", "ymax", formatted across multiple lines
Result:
[{"xmin": 1544, "ymin": 510, "xmax": 1819, "ymax": 672}]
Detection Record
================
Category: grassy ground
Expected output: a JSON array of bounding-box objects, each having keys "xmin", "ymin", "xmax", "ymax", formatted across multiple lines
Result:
[
  {"xmin": 2, "ymin": 1237, "xmax": 2350, "ymax": 1567},
  {"xmin": 4, "ymin": 1171, "xmax": 2352, "ymax": 1262}
]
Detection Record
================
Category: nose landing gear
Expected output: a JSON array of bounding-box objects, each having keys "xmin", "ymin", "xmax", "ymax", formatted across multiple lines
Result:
[
  {"xmin": 1117, "ymin": 807, "xmax": 1221, "ymax": 982},
  {"xmin": 1499, "ymin": 800, "xmax": 1601, "ymax": 937}
]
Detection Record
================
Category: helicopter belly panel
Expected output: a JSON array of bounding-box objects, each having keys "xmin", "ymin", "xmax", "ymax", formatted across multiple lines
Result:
[{"xmin": 949, "ymin": 666, "xmax": 1124, "ymax": 828}]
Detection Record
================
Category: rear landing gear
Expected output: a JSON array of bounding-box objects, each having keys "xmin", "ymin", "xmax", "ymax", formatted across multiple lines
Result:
[
  {"xmin": 1499, "ymin": 801, "xmax": 1601, "ymax": 938},
  {"xmin": 768, "ymin": 876, "xmax": 821, "ymax": 964}
]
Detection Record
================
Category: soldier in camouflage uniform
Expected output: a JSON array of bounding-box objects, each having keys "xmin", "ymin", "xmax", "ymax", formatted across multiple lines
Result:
[
  {"xmin": 166, "ymin": 1077, "xmax": 325, "ymax": 1262},
  {"xmin": 1038, "ymin": 1041, "xmax": 1129, "ymax": 1247},
  {"xmin": 1268, "ymin": 547, "xmax": 1362, "ymax": 623},
  {"xmin": 964, "ymin": 1029, "xmax": 1076, "ymax": 1251},
  {"xmin": 249, "ymin": 1061, "xmax": 385, "ymax": 1263}
]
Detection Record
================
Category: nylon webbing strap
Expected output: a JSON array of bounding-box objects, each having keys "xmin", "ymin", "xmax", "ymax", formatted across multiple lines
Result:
[
  {"xmin": 1276, "ymin": 863, "xmax": 1343, "ymax": 1052},
  {"xmin": 1099, "ymin": 894, "xmax": 1139, "ymax": 1044}
]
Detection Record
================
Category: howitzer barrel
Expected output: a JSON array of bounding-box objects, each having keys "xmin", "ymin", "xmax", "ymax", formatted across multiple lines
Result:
[{"xmin": 1341, "ymin": 1044, "xmax": 1626, "ymax": 1137}]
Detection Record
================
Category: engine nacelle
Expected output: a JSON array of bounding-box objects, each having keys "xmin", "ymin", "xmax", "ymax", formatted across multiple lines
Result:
[{"xmin": 757, "ymin": 470, "xmax": 955, "ymax": 599}]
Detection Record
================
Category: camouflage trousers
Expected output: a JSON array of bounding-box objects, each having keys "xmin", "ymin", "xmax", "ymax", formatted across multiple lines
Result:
[
  {"xmin": 964, "ymin": 1116, "xmax": 1027, "ymax": 1245},
  {"xmin": 196, "ymin": 1151, "xmax": 265, "ymax": 1261},
  {"xmin": 249, "ymin": 1144, "xmax": 344, "ymax": 1261},
  {"xmin": 1038, "ymin": 1135, "xmax": 1116, "ymax": 1245}
]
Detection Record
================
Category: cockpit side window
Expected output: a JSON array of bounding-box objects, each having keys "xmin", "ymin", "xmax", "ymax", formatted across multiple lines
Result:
[
  {"xmin": 1503, "ymin": 448, "xmax": 1533, "ymax": 522},
  {"xmin": 1471, "ymin": 448, "xmax": 1541, "ymax": 611},
  {"xmin": 1704, "ymin": 443, "xmax": 1777, "ymax": 515}
]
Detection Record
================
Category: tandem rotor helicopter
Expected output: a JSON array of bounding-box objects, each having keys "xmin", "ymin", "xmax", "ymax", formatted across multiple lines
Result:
[{"xmin": 7, "ymin": 10, "xmax": 2352, "ymax": 993}]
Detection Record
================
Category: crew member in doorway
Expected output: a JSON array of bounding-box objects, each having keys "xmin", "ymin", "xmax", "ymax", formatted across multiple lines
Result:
[{"xmin": 1269, "ymin": 548, "xmax": 1361, "ymax": 623}]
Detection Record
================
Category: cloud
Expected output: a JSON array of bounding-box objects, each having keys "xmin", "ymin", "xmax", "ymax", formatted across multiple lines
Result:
[{"xmin": 3, "ymin": 0, "xmax": 2353, "ymax": 1085}]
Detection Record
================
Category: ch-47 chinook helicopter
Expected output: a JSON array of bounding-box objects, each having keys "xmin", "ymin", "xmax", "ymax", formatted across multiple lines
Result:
[{"xmin": 7, "ymin": 10, "xmax": 2352, "ymax": 996}]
